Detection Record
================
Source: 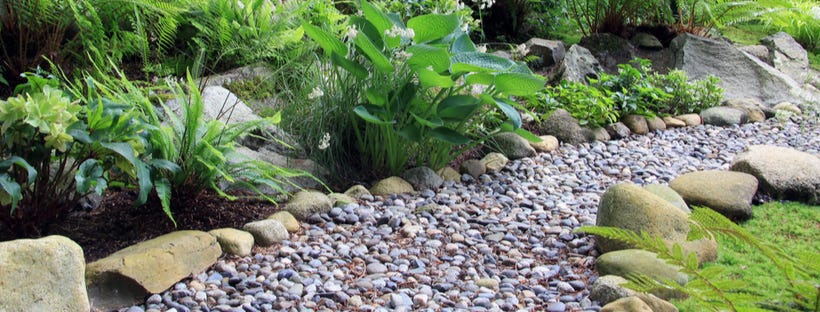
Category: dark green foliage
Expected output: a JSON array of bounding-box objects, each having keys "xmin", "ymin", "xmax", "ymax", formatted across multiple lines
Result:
[
  {"xmin": 540, "ymin": 81, "xmax": 619, "ymax": 128},
  {"xmin": 590, "ymin": 59, "xmax": 671, "ymax": 116}
]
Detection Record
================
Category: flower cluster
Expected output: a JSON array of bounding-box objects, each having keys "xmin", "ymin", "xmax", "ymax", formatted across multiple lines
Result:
[
  {"xmin": 512, "ymin": 43, "xmax": 530, "ymax": 60},
  {"xmin": 345, "ymin": 25, "xmax": 358, "ymax": 40},
  {"xmin": 317, "ymin": 132, "xmax": 330, "ymax": 150},
  {"xmin": 384, "ymin": 25, "xmax": 415, "ymax": 40},
  {"xmin": 476, "ymin": 0, "xmax": 495, "ymax": 10},
  {"xmin": 308, "ymin": 87, "xmax": 324, "ymax": 100}
]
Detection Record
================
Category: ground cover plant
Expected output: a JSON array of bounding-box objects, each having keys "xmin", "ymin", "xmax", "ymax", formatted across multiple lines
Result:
[{"xmin": 578, "ymin": 204, "xmax": 820, "ymax": 311}]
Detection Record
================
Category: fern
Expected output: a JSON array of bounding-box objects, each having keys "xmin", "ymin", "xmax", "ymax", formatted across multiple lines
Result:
[{"xmin": 576, "ymin": 207, "xmax": 820, "ymax": 311}]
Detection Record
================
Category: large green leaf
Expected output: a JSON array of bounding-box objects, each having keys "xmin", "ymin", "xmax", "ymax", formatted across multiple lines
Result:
[
  {"xmin": 452, "ymin": 33, "xmax": 477, "ymax": 53},
  {"xmin": 366, "ymin": 88, "xmax": 388, "ymax": 107},
  {"xmin": 154, "ymin": 178, "xmax": 176, "ymax": 227},
  {"xmin": 407, "ymin": 14, "xmax": 458, "ymax": 43},
  {"xmin": 354, "ymin": 33, "xmax": 394, "ymax": 73},
  {"xmin": 0, "ymin": 156, "xmax": 36, "ymax": 184},
  {"xmin": 407, "ymin": 44, "xmax": 450, "ymax": 72},
  {"xmin": 0, "ymin": 174, "xmax": 22, "ymax": 212},
  {"xmin": 303, "ymin": 23, "xmax": 348, "ymax": 57},
  {"xmin": 514, "ymin": 127, "xmax": 541, "ymax": 143},
  {"xmin": 331, "ymin": 52, "xmax": 368, "ymax": 80},
  {"xmin": 411, "ymin": 112, "xmax": 443, "ymax": 128},
  {"xmin": 430, "ymin": 127, "xmax": 470, "ymax": 145},
  {"xmin": 417, "ymin": 69, "xmax": 454, "ymax": 88},
  {"xmin": 75, "ymin": 159, "xmax": 107, "ymax": 195},
  {"xmin": 493, "ymin": 97, "xmax": 522, "ymax": 129},
  {"xmin": 437, "ymin": 95, "xmax": 480, "ymax": 121},
  {"xmin": 353, "ymin": 105, "xmax": 395, "ymax": 125},
  {"xmin": 361, "ymin": 0, "xmax": 399, "ymax": 48},
  {"xmin": 100, "ymin": 142, "xmax": 152, "ymax": 205},
  {"xmin": 398, "ymin": 124, "xmax": 421, "ymax": 142},
  {"xmin": 465, "ymin": 73, "xmax": 495, "ymax": 86},
  {"xmin": 349, "ymin": 16, "xmax": 385, "ymax": 50},
  {"xmin": 494, "ymin": 73, "xmax": 546, "ymax": 96},
  {"xmin": 451, "ymin": 52, "xmax": 516, "ymax": 73}
]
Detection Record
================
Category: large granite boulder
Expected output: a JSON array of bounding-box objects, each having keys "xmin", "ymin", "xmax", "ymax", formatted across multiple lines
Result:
[
  {"xmin": 525, "ymin": 38, "xmax": 566, "ymax": 67},
  {"xmin": 669, "ymin": 170, "xmax": 758, "ymax": 220},
  {"xmin": 559, "ymin": 45, "xmax": 605, "ymax": 83},
  {"xmin": 596, "ymin": 183, "xmax": 690, "ymax": 253},
  {"xmin": 738, "ymin": 45, "xmax": 770, "ymax": 64},
  {"xmin": 490, "ymin": 132, "xmax": 536, "ymax": 160},
  {"xmin": 761, "ymin": 32, "xmax": 810, "ymax": 84},
  {"xmin": 283, "ymin": 190, "xmax": 333, "ymax": 220},
  {"xmin": 731, "ymin": 145, "xmax": 820, "ymax": 204},
  {"xmin": 700, "ymin": 106, "xmax": 749, "ymax": 126},
  {"xmin": 538, "ymin": 109, "xmax": 590, "ymax": 145},
  {"xmin": 0, "ymin": 236, "xmax": 89, "ymax": 312},
  {"xmin": 632, "ymin": 33, "xmax": 664, "ymax": 50},
  {"xmin": 402, "ymin": 167, "xmax": 444, "ymax": 191},
  {"xmin": 671, "ymin": 33, "xmax": 819, "ymax": 105},
  {"xmin": 580, "ymin": 33, "xmax": 636, "ymax": 73},
  {"xmin": 86, "ymin": 231, "xmax": 221, "ymax": 310}
]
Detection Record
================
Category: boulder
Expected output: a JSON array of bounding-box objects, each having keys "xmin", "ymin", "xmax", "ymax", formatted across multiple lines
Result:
[
  {"xmin": 437, "ymin": 166, "xmax": 462, "ymax": 182},
  {"xmin": 596, "ymin": 183, "xmax": 690, "ymax": 253},
  {"xmin": 525, "ymin": 38, "xmax": 566, "ymax": 67},
  {"xmin": 730, "ymin": 145, "xmax": 820, "ymax": 204},
  {"xmin": 243, "ymin": 219, "xmax": 289, "ymax": 246},
  {"xmin": 622, "ymin": 114, "xmax": 649, "ymax": 135},
  {"xmin": 587, "ymin": 127, "xmax": 611, "ymax": 142},
  {"xmin": 632, "ymin": 33, "xmax": 664, "ymax": 50},
  {"xmin": 481, "ymin": 153, "xmax": 510, "ymax": 173},
  {"xmin": 490, "ymin": 132, "xmax": 536, "ymax": 160},
  {"xmin": 600, "ymin": 297, "xmax": 653, "ymax": 312},
  {"xmin": 539, "ymin": 109, "xmax": 590, "ymax": 145},
  {"xmin": 645, "ymin": 116, "xmax": 667, "ymax": 131},
  {"xmin": 643, "ymin": 184, "xmax": 689, "ymax": 213},
  {"xmin": 589, "ymin": 275, "xmax": 679, "ymax": 312},
  {"xmin": 596, "ymin": 249, "xmax": 688, "ymax": 298},
  {"xmin": 402, "ymin": 167, "xmax": 444, "ymax": 191},
  {"xmin": 459, "ymin": 159, "xmax": 486, "ymax": 179},
  {"xmin": 738, "ymin": 45, "xmax": 771, "ymax": 64},
  {"xmin": 675, "ymin": 113, "xmax": 701, "ymax": 126},
  {"xmin": 86, "ymin": 231, "xmax": 221, "ymax": 310},
  {"xmin": 530, "ymin": 135, "xmax": 559, "ymax": 152},
  {"xmin": 283, "ymin": 190, "xmax": 333, "ymax": 220},
  {"xmin": 773, "ymin": 101, "xmax": 802, "ymax": 115},
  {"xmin": 722, "ymin": 98, "xmax": 768, "ymax": 122},
  {"xmin": 606, "ymin": 122, "xmax": 631, "ymax": 139},
  {"xmin": 343, "ymin": 185, "xmax": 371, "ymax": 199},
  {"xmin": 328, "ymin": 193, "xmax": 356, "ymax": 207},
  {"xmin": 761, "ymin": 32, "xmax": 810, "ymax": 84},
  {"xmin": 370, "ymin": 176, "xmax": 415, "ymax": 196},
  {"xmin": 208, "ymin": 228, "xmax": 254, "ymax": 256},
  {"xmin": 669, "ymin": 170, "xmax": 758, "ymax": 220},
  {"xmin": 580, "ymin": 33, "xmax": 636, "ymax": 73},
  {"xmin": 268, "ymin": 211, "xmax": 301, "ymax": 233},
  {"xmin": 0, "ymin": 236, "xmax": 89, "ymax": 312},
  {"xmin": 559, "ymin": 45, "xmax": 605, "ymax": 83},
  {"xmin": 662, "ymin": 116, "xmax": 686, "ymax": 128},
  {"xmin": 671, "ymin": 33, "xmax": 819, "ymax": 105},
  {"xmin": 198, "ymin": 64, "xmax": 274, "ymax": 88},
  {"xmin": 700, "ymin": 106, "xmax": 749, "ymax": 126}
]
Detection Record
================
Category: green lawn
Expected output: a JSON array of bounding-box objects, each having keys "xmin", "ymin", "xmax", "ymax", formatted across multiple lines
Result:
[{"xmin": 673, "ymin": 201, "xmax": 820, "ymax": 310}]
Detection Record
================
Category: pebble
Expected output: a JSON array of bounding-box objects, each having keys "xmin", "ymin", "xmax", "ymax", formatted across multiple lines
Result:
[{"xmin": 127, "ymin": 118, "xmax": 820, "ymax": 311}]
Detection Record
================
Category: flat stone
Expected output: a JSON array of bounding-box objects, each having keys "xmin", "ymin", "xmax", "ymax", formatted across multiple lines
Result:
[
  {"xmin": 268, "ymin": 211, "xmax": 300, "ymax": 232},
  {"xmin": 243, "ymin": 219, "xmax": 289, "ymax": 246},
  {"xmin": 481, "ymin": 153, "xmax": 510, "ymax": 172},
  {"xmin": 670, "ymin": 170, "xmax": 758, "ymax": 220},
  {"xmin": 662, "ymin": 117, "xmax": 686, "ymax": 128},
  {"xmin": 283, "ymin": 190, "xmax": 333, "ymax": 220},
  {"xmin": 370, "ymin": 176, "xmax": 415, "ymax": 195},
  {"xmin": 208, "ymin": 228, "xmax": 254, "ymax": 256},
  {"xmin": 731, "ymin": 145, "xmax": 820, "ymax": 204},
  {"xmin": 531, "ymin": 135, "xmax": 559, "ymax": 152},
  {"xmin": 675, "ymin": 114, "xmax": 701, "ymax": 126}
]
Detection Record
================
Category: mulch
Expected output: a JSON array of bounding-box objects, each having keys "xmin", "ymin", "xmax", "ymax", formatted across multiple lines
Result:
[{"xmin": 28, "ymin": 190, "xmax": 279, "ymax": 262}]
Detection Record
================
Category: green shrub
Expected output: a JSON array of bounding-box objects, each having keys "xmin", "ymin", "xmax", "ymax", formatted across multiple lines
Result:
[
  {"xmin": 0, "ymin": 73, "xmax": 153, "ymax": 236},
  {"xmin": 300, "ymin": 0, "xmax": 544, "ymax": 178},
  {"xmin": 590, "ymin": 59, "xmax": 671, "ymax": 117},
  {"xmin": 540, "ymin": 81, "xmax": 619, "ymax": 128},
  {"xmin": 650, "ymin": 69, "xmax": 723, "ymax": 115}
]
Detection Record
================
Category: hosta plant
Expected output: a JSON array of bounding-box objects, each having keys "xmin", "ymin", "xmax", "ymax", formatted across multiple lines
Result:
[
  {"xmin": 0, "ymin": 74, "xmax": 153, "ymax": 236},
  {"xmin": 302, "ymin": 0, "xmax": 545, "ymax": 176}
]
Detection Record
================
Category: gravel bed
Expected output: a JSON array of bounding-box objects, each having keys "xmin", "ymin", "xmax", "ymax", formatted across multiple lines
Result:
[{"xmin": 125, "ymin": 116, "xmax": 820, "ymax": 312}]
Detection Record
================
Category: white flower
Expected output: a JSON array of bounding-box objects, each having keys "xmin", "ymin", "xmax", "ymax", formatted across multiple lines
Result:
[
  {"xmin": 512, "ymin": 43, "xmax": 530, "ymax": 59},
  {"xmin": 461, "ymin": 23, "xmax": 469, "ymax": 33},
  {"xmin": 308, "ymin": 87, "xmax": 324, "ymax": 100},
  {"xmin": 394, "ymin": 50, "xmax": 413, "ymax": 61},
  {"xmin": 478, "ymin": 0, "xmax": 495, "ymax": 10},
  {"xmin": 476, "ymin": 45, "xmax": 487, "ymax": 53},
  {"xmin": 318, "ymin": 133, "xmax": 331, "ymax": 150},
  {"xmin": 345, "ymin": 25, "xmax": 358, "ymax": 40},
  {"xmin": 385, "ymin": 25, "xmax": 415, "ymax": 41}
]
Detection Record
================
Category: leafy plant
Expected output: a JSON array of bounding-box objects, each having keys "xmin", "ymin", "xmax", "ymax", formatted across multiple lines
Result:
[
  {"xmin": 576, "ymin": 207, "xmax": 820, "ymax": 311},
  {"xmin": 650, "ymin": 69, "xmax": 723, "ymax": 115},
  {"xmin": 590, "ymin": 59, "xmax": 671, "ymax": 116},
  {"xmin": 140, "ymin": 72, "xmax": 318, "ymax": 221},
  {"xmin": 302, "ymin": 0, "xmax": 544, "ymax": 177},
  {"xmin": 540, "ymin": 81, "xmax": 619, "ymax": 128},
  {"xmin": 565, "ymin": 0, "xmax": 674, "ymax": 36},
  {"xmin": 0, "ymin": 73, "xmax": 153, "ymax": 236}
]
